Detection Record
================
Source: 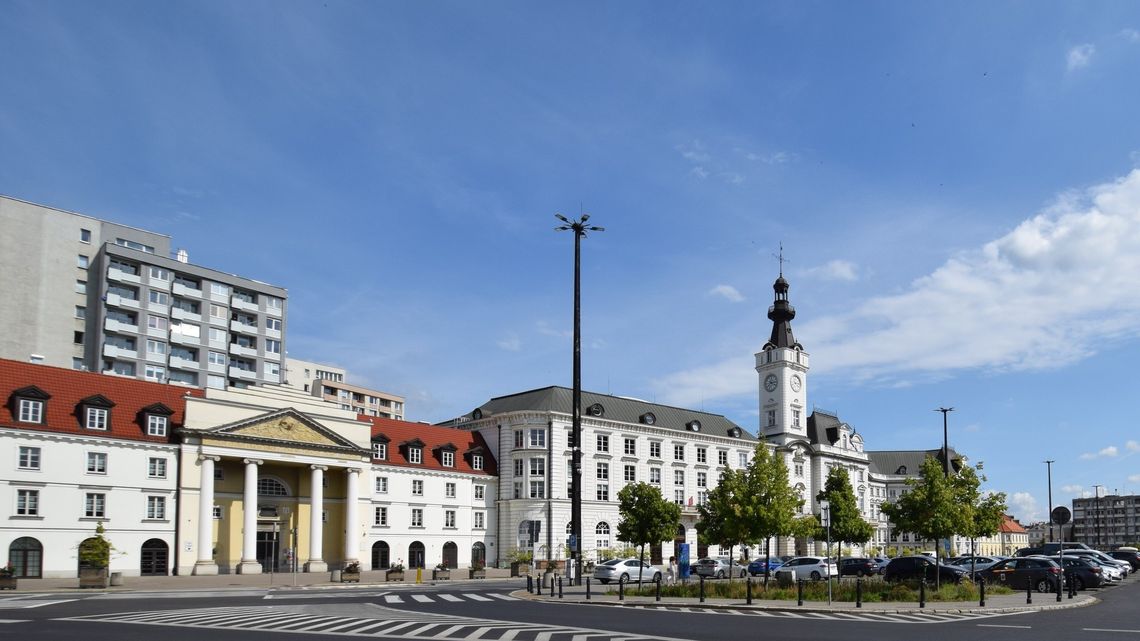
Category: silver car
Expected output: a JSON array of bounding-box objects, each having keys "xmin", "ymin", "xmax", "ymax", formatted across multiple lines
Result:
[
  {"xmin": 592, "ymin": 558, "xmax": 662, "ymax": 584},
  {"xmin": 777, "ymin": 556, "xmax": 838, "ymax": 581},
  {"xmin": 693, "ymin": 557, "xmax": 748, "ymax": 579}
]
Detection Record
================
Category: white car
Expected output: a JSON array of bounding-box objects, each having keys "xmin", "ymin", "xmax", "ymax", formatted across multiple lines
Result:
[
  {"xmin": 592, "ymin": 558, "xmax": 663, "ymax": 584},
  {"xmin": 777, "ymin": 556, "xmax": 838, "ymax": 581}
]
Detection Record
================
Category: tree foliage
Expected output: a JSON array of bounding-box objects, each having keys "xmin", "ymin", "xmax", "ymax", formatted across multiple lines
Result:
[
  {"xmin": 814, "ymin": 466, "xmax": 874, "ymax": 553},
  {"xmin": 617, "ymin": 482, "xmax": 681, "ymax": 585}
]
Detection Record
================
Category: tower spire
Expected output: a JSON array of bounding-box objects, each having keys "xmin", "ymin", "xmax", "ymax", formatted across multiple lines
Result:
[{"xmin": 764, "ymin": 262, "xmax": 801, "ymax": 350}]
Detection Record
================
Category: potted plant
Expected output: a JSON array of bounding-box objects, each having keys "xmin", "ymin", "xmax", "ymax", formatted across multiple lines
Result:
[
  {"xmin": 341, "ymin": 561, "xmax": 361, "ymax": 583},
  {"xmin": 468, "ymin": 559, "xmax": 486, "ymax": 580},
  {"xmin": 385, "ymin": 561, "xmax": 405, "ymax": 582},
  {"xmin": 0, "ymin": 563, "xmax": 16, "ymax": 590},
  {"xmin": 507, "ymin": 549, "xmax": 533, "ymax": 577},
  {"xmin": 78, "ymin": 522, "xmax": 114, "ymax": 588},
  {"xmin": 432, "ymin": 562, "xmax": 451, "ymax": 580}
]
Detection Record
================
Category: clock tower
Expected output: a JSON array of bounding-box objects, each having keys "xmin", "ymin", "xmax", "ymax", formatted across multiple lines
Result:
[{"xmin": 755, "ymin": 272, "xmax": 809, "ymax": 443}]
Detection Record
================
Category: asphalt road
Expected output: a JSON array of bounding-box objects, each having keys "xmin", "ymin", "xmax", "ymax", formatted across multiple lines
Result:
[{"xmin": 3, "ymin": 577, "xmax": 1137, "ymax": 641}]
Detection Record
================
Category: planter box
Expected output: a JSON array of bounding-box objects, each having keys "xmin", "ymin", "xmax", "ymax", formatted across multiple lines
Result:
[
  {"xmin": 468, "ymin": 569, "xmax": 486, "ymax": 580},
  {"xmin": 79, "ymin": 567, "xmax": 109, "ymax": 589},
  {"xmin": 0, "ymin": 576, "xmax": 16, "ymax": 590},
  {"xmin": 432, "ymin": 569, "xmax": 451, "ymax": 581},
  {"xmin": 385, "ymin": 570, "xmax": 405, "ymax": 582},
  {"xmin": 341, "ymin": 571, "xmax": 360, "ymax": 583},
  {"xmin": 510, "ymin": 562, "xmax": 528, "ymax": 577}
]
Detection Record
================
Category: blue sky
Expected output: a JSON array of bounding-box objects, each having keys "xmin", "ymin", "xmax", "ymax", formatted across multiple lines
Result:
[{"xmin": 4, "ymin": 1, "xmax": 1140, "ymax": 525}]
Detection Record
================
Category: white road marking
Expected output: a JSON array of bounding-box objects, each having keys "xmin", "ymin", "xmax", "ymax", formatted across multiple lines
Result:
[
  {"xmin": 0, "ymin": 620, "xmax": 32, "ymax": 624},
  {"xmin": 1082, "ymin": 629, "xmax": 1140, "ymax": 634},
  {"xmin": 384, "ymin": 594, "xmax": 404, "ymax": 603},
  {"xmin": 411, "ymin": 594, "xmax": 435, "ymax": 602},
  {"xmin": 465, "ymin": 593, "xmax": 493, "ymax": 601},
  {"xmin": 978, "ymin": 624, "xmax": 1033, "ymax": 629},
  {"xmin": 440, "ymin": 594, "xmax": 464, "ymax": 601}
]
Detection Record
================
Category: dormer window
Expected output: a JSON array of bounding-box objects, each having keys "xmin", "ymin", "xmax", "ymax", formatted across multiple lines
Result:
[
  {"xmin": 11, "ymin": 386, "xmax": 50, "ymax": 424},
  {"xmin": 373, "ymin": 442, "xmax": 387, "ymax": 459},
  {"xmin": 473, "ymin": 454, "xmax": 484, "ymax": 470},
  {"xmin": 443, "ymin": 451, "xmax": 454, "ymax": 467},
  {"xmin": 139, "ymin": 403, "xmax": 173, "ymax": 437},
  {"xmin": 80, "ymin": 395, "xmax": 115, "ymax": 431},
  {"xmin": 435, "ymin": 443, "xmax": 458, "ymax": 468},
  {"xmin": 686, "ymin": 420, "xmax": 701, "ymax": 432},
  {"xmin": 639, "ymin": 412, "xmax": 656, "ymax": 425},
  {"xmin": 409, "ymin": 447, "xmax": 422, "ymax": 464},
  {"xmin": 896, "ymin": 465, "xmax": 907, "ymax": 475},
  {"xmin": 587, "ymin": 403, "xmax": 605, "ymax": 417}
]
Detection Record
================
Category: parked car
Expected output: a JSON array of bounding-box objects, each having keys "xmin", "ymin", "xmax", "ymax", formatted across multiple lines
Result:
[
  {"xmin": 694, "ymin": 557, "xmax": 747, "ymax": 579},
  {"xmin": 870, "ymin": 556, "xmax": 890, "ymax": 574},
  {"xmin": 777, "ymin": 556, "xmax": 837, "ymax": 581},
  {"xmin": 1109, "ymin": 549, "xmax": 1140, "ymax": 571},
  {"xmin": 1051, "ymin": 556, "xmax": 1106, "ymax": 590},
  {"xmin": 1064, "ymin": 550, "xmax": 1131, "ymax": 577},
  {"xmin": 592, "ymin": 558, "xmax": 662, "ymax": 584},
  {"xmin": 1073, "ymin": 555, "xmax": 1123, "ymax": 582},
  {"xmin": 747, "ymin": 557, "xmax": 785, "ymax": 576},
  {"xmin": 838, "ymin": 557, "xmax": 880, "ymax": 577},
  {"xmin": 976, "ymin": 557, "xmax": 1064, "ymax": 592},
  {"xmin": 882, "ymin": 556, "xmax": 970, "ymax": 584},
  {"xmin": 949, "ymin": 555, "xmax": 1006, "ymax": 573}
]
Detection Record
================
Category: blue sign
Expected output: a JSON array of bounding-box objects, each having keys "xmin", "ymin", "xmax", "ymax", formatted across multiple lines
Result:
[
  {"xmin": 679, "ymin": 543, "xmax": 691, "ymax": 579},
  {"xmin": 568, "ymin": 534, "xmax": 577, "ymax": 551}
]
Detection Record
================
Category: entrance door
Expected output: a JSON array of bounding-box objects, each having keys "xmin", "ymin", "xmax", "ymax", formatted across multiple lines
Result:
[
  {"xmin": 372, "ymin": 541, "xmax": 390, "ymax": 570},
  {"xmin": 140, "ymin": 539, "xmax": 169, "ymax": 576},
  {"xmin": 256, "ymin": 530, "xmax": 280, "ymax": 572},
  {"xmin": 408, "ymin": 541, "xmax": 425, "ymax": 569},
  {"xmin": 9, "ymin": 537, "xmax": 43, "ymax": 578}
]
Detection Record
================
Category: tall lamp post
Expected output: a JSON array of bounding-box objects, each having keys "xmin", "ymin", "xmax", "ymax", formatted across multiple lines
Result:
[
  {"xmin": 935, "ymin": 407, "xmax": 954, "ymax": 478},
  {"xmin": 1044, "ymin": 460, "xmax": 1055, "ymax": 543},
  {"xmin": 555, "ymin": 212, "xmax": 604, "ymax": 585},
  {"xmin": 820, "ymin": 499, "xmax": 831, "ymax": 605}
]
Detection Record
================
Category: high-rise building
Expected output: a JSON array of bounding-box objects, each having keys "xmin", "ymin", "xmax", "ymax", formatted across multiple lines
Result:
[
  {"xmin": 0, "ymin": 195, "xmax": 287, "ymax": 389},
  {"xmin": 284, "ymin": 357, "xmax": 406, "ymax": 420}
]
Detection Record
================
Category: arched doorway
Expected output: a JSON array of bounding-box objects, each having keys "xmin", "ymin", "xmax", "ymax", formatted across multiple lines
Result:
[
  {"xmin": 442, "ymin": 542, "xmax": 458, "ymax": 569},
  {"xmin": 140, "ymin": 539, "xmax": 169, "ymax": 576},
  {"xmin": 9, "ymin": 537, "xmax": 42, "ymax": 578},
  {"xmin": 371, "ymin": 541, "xmax": 390, "ymax": 570},
  {"xmin": 471, "ymin": 542, "xmax": 486, "ymax": 567},
  {"xmin": 408, "ymin": 541, "xmax": 425, "ymax": 568}
]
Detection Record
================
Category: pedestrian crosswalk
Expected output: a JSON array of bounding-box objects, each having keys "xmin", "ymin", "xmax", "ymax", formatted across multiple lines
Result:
[
  {"xmin": 642, "ymin": 604, "xmax": 1026, "ymax": 624},
  {"xmin": 59, "ymin": 604, "xmax": 695, "ymax": 641},
  {"xmin": 0, "ymin": 594, "xmax": 75, "ymax": 610},
  {"xmin": 381, "ymin": 591, "xmax": 516, "ymax": 604}
]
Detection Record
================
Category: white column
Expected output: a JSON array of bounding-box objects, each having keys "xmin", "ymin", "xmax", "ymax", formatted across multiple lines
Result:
[
  {"xmin": 305, "ymin": 465, "xmax": 328, "ymax": 572},
  {"xmin": 237, "ymin": 458, "xmax": 263, "ymax": 574},
  {"xmin": 344, "ymin": 468, "xmax": 361, "ymax": 564},
  {"xmin": 193, "ymin": 455, "xmax": 220, "ymax": 575}
]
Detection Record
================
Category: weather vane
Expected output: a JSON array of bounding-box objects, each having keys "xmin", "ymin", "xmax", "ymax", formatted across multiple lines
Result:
[{"xmin": 772, "ymin": 242, "xmax": 789, "ymax": 277}]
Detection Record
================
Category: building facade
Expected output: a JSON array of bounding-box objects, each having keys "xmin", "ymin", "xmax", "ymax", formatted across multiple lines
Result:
[{"xmin": 1073, "ymin": 493, "xmax": 1140, "ymax": 549}]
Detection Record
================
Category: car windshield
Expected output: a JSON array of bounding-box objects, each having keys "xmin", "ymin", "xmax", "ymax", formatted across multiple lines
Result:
[{"xmin": 601, "ymin": 559, "xmax": 622, "ymax": 566}]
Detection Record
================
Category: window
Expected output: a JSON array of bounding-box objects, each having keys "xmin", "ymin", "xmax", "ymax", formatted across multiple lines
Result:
[
  {"xmin": 529, "ymin": 458, "xmax": 545, "ymax": 476},
  {"xmin": 529, "ymin": 480, "xmax": 545, "ymax": 498},
  {"xmin": 147, "ymin": 315, "xmax": 168, "ymax": 331},
  {"xmin": 793, "ymin": 409, "xmax": 801, "ymax": 427},
  {"xmin": 16, "ymin": 489, "xmax": 39, "ymax": 516},
  {"xmin": 77, "ymin": 254, "xmax": 89, "ymax": 268},
  {"xmin": 513, "ymin": 482, "xmax": 522, "ymax": 499},
  {"xmin": 266, "ymin": 296, "xmax": 283, "ymax": 310},
  {"xmin": 76, "ymin": 305, "xmax": 87, "ymax": 319},
  {"xmin": 674, "ymin": 489, "xmax": 684, "ymax": 505},
  {"xmin": 265, "ymin": 339, "xmax": 281, "ymax": 354},
  {"xmin": 375, "ymin": 476, "xmax": 388, "ymax": 493},
  {"xmin": 794, "ymin": 463, "xmax": 804, "ymax": 477},
  {"xmin": 80, "ymin": 228, "xmax": 91, "ymax": 243},
  {"xmin": 209, "ymin": 304, "xmax": 227, "ymax": 320},
  {"xmin": 209, "ymin": 282, "xmax": 229, "ymax": 296},
  {"xmin": 408, "ymin": 447, "xmax": 422, "ymax": 464},
  {"xmin": 146, "ymin": 496, "xmax": 166, "ymax": 519},
  {"xmin": 258, "ymin": 478, "xmax": 289, "ymax": 496},
  {"xmin": 445, "ymin": 510, "xmax": 456, "ymax": 528},
  {"xmin": 73, "ymin": 357, "xmax": 85, "ymax": 370},
  {"xmin": 213, "ymin": 505, "xmax": 223, "ymax": 519},
  {"xmin": 87, "ymin": 452, "xmax": 107, "ymax": 474},
  {"xmin": 697, "ymin": 447, "xmax": 707, "ymax": 463},
  {"xmin": 596, "ymin": 434, "xmax": 609, "ymax": 453},
  {"xmin": 472, "ymin": 454, "xmax": 484, "ymax": 470},
  {"xmin": 373, "ymin": 443, "xmax": 387, "ymax": 460},
  {"xmin": 595, "ymin": 522, "xmax": 611, "ymax": 549},
  {"xmin": 650, "ymin": 468, "xmax": 661, "ymax": 485},
  {"xmin": 148, "ymin": 457, "xmax": 167, "ymax": 478},
  {"xmin": 624, "ymin": 438, "xmax": 636, "ymax": 455},
  {"xmin": 649, "ymin": 442, "xmax": 661, "ymax": 458},
  {"xmin": 73, "ymin": 330, "xmax": 84, "ymax": 344},
  {"xmin": 767, "ymin": 410, "xmax": 776, "ymax": 427},
  {"xmin": 739, "ymin": 452, "xmax": 748, "ymax": 467},
  {"xmin": 18, "ymin": 446, "xmax": 41, "ymax": 470},
  {"xmin": 596, "ymin": 483, "xmax": 610, "ymax": 501},
  {"xmin": 266, "ymin": 317, "xmax": 282, "ymax": 331},
  {"xmin": 698, "ymin": 490, "xmax": 708, "ymax": 505},
  {"xmin": 147, "ymin": 415, "xmax": 168, "ymax": 436},
  {"xmin": 85, "ymin": 493, "xmax": 106, "ymax": 518},
  {"xmin": 674, "ymin": 444, "xmax": 685, "ymax": 461},
  {"xmin": 474, "ymin": 485, "xmax": 485, "ymax": 500},
  {"xmin": 208, "ymin": 351, "xmax": 227, "ymax": 366},
  {"xmin": 149, "ymin": 290, "xmax": 170, "ymax": 306},
  {"xmin": 623, "ymin": 464, "xmax": 636, "ymax": 482},
  {"xmin": 718, "ymin": 450, "xmax": 729, "ymax": 466},
  {"xmin": 146, "ymin": 339, "xmax": 168, "ymax": 355},
  {"xmin": 445, "ymin": 482, "xmax": 456, "ymax": 498},
  {"xmin": 207, "ymin": 374, "xmax": 225, "ymax": 389},
  {"xmin": 411, "ymin": 508, "xmax": 424, "ymax": 527},
  {"xmin": 674, "ymin": 470, "xmax": 685, "ymax": 486},
  {"xmin": 529, "ymin": 428, "xmax": 546, "ymax": 448},
  {"xmin": 75, "ymin": 279, "xmax": 87, "ymax": 294},
  {"xmin": 474, "ymin": 511, "xmax": 485, "ymax": 529},
  {"xmin": 412, "ymin": 480, "xmax": 423, "ymax": 496},
  {"xmin": 442, "ymin": 451, "xmax": 454, "ymax": 467},
  {"xmin": 144, "ymin": 365, "xmax": 165, "ymax": 382},
  {"xmin": 374, "ymin": 506, "xmax": 388, "ymax": 526},
  {"xmin": 85, "ymin": 403, "xmax": 107, "ymax": 428},
  {"xmin": 514, "ymin": 459, "xmax": 524, "ymax": 477},
  {"xmin": 149, "ymin": 266, "xmax": 170, "ymax": 280},
  {"xmin": 18, "ymin": 399, "xmax": 44, "ymax": 423},
  {"xmin": 208, "ymin": 328, "xmax": 227, "ymax": 343},
  {"xmin": 697, "ymin": 471, "xmax": 707, "ymax": 487},
  {"xmin": 514, "ymin": 430, "xmax": 524, "ymax": 448},
  {"xmin": 596, "ymin": 462, "xmax": 609, "ymax": 480}
]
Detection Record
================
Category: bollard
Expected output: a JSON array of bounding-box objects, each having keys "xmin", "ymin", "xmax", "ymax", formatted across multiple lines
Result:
[
  {"xmin": 1026, "ymin": 580, "xmax": 1032, "ymax": 605},
  {"xmin": 558, "ymin": 575, "xmax": 564, "ymax": 599},
  {"xmin": 619, "ymin": 575, "xmax": 625, "ymax": 601},
  {"xmin": 527, "ymin": 574, "xmax": 534, "ymax": 594},
  {"xmin": 797, "ymin": 579, "xmax": 804, "ymax": 607},
  {"xmin": 699, "ymin": 575, "xmax": 705, "ymax": 603},
  {"xmin": 919, "ymin": 579, "xmax": 926, "ymax": 609},
  {"xmin": 586, "ymin": 577, "xmax": 591, "ymax": 600},
  {"xmin": 979, "ymin": 578, "xmax": 986, "ymax": 607},
  {"xmin": 1056, "ymin": 572, "xmax": 1062, "ymax": 602},
  {"xmin": 655, "ymin": 574, "xmax": 662, "ymax": 602},
  {"xmin": 746, "ymin": 576, "xmax": 752, "ymax": 605},
  {"xmin": 1068, "ymin": 573, "xmax": 1075, "ymax": 599},
  {"xmin": 856, "ymin": 578, "xmax": 862, "ymax": 608}
]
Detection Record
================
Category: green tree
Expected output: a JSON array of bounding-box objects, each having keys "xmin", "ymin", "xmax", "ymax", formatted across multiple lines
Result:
[
  {"xmin": 815, "ymin": 466, "xmax": 875, "ymax": 559},
  {"xmin": 738, "ymin": 442, "xmax": 804, "ymax": 579},
  {"xmin": 879, "ymin": 456, "xmax": 966, "ymax": 588},
  {"xmin": 617, "ymin": 482, "xmax": 681, "ymax": 586},
  {"xmin": 696, "ymin": 467, "xmax": 749, "ymax": 578},
  {"xmin": 955, "ymin": 465, "xmax": 1007, "ymax": 576},
  {"xmin": 78, "ymin": 521, "xmax": 114, "ymax": 569}
]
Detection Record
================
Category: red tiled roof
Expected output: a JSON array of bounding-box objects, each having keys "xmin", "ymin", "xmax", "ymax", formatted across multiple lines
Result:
[
  {"xmin": 0, "ymin": 358, "xmax": 202, "ymax": 444},
  {"xmin": 365, "ymin": 415, "xmax": 497, "ymax": 475},
  {"xmin": 1000, "ymin": 514, "xmax": 1027, "ymax": 534}
]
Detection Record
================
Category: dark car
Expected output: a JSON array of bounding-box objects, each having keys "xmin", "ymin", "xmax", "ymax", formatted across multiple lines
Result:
[
  {"xmin": 977, "ymin": 557, "xmax": 1064, "ymax": 592},
  {"xmin": 882, "ymin": 556, "xmax": 969, "ymax": 584},
  {"xmin": 747, "ymin": 557, "xmax": 785, "ymax": 576},
  {"xmin": 1109, "ymin": 550, "xmax": 1140, "ymax": 571},
  {"xmin": 1052, "ymin": 556, "xmax": 1105, "ymax": 590},
  {"xmin": 839, "ymin": 557, "xmax": 880, "ymax": 577}
]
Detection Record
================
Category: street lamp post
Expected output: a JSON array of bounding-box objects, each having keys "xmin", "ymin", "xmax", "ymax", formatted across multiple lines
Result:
[
  {"xmin": 1044, "ymin": 460, "xmax": 1055, "ymax": 543},
  {"xmin": 556, "ymin": 212, "xmax": 604, "ymax": 585},
  {"xmin": 820, "ymin": 499, "xmax": 831, "ymax": 606},
  {"xmin": 935, "ymin": 407, "xmax": 954, "ymax": 478}
]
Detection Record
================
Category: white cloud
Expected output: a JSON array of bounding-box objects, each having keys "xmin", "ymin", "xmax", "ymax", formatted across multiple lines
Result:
[
  {"xmin": 1067, "ymin": 44, "xmax": 1095, "ymax": 71},
  {"xmin": 1129, "ymin": 474, "xmax": 1140, "ymax": 483},
  {"xmin": 1126, "ymin": 440, "xmax": 1140, "ymax": 452},
  {"xmin": 689, "ymin": 166, "xmax": 709, "ymax": 179},
  {"xmin": 1009, "ymin": 491, "xmax": 1041, "ymax": 522},
  {"xmin": 709, "ymin": 284, "xmax": 745, "ymax": 303},
  {"xmin": 1080, "ymin": 446, "xmax": 1120, "ymax": 460},
  {"xmin": 497, "ymin": 334, "xmax": 521, "ymax": 351},
  {"xmin": 744, "ymin": 150, "xmax": 797, "ymax": 165},
  {"xmin": 1061, "ymin": 484, "xmax": 1084, "ymax": 494},
  {"xmin": 722, "ymin": 172, "xmax": 744, "ymax": 185},
  {"xmin": 652, "ymin": 169, "xmax": 1140, "ymax": 404},
  {"xmin": 1121, "ymin": 28, "xmax": 1140, "ymax": 43},
  {"xmin": 803, "ymin": 259, "xmax": 859, "ymax": 282},
  {"xmin": 536, "ymin": 321, "xmax": 570, "ymax": 338}
]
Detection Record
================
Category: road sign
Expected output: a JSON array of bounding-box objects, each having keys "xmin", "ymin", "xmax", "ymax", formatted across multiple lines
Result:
[
  {"xmin": 1051, "ymin": 506, "xmax": 1072, "ymax": 525},
  {"xmin": 568, "ymin": 534, "xmax": 577, "ymax": 551}
]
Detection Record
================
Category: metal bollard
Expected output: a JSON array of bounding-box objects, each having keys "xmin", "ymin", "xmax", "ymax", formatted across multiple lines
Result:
[
  {"xmin": 746, "ymin": 576, "xmax": 752, "ymax": 605},
  {"xmin": 558, "ymin": 575, "xmax": 563, "ymax": 599},
  {"xmin": 797, "ymin": 579, "xmax": 804, "ymax": 607},
  {"xmin": 979, "ymin": 578, "xmax": 986, "ymax": 607},
  {"xmin": 619, "ymin": 575, "xmax": 625, "ymax": 601},
  {"xmin": 586, "ymin": 577, "xmax": 591, "ymax": 600},
  {"xmin": 699, "ymin": 575, "xmax": 706, "ymax": 603},
  {"xmin": 1026, "ymin": 580, "xmax": 1032, "ymax": 605},
  {"xmin": 527, "ymin": 574, "xmax": 533, "ymax": 593},
  {"xmin": 1068, "ymin": 573, "xmax": 1075, "ymax": 599},
  {"xmin": 1056, "ymin": 572, "xmax": 1062, "ymax": 602},
  {"xmin": 655, "ymin": 574, "xmax": 662, "ymax": 602},
  {"xmin": 856, "ymin": 578, "xmax": 862, "ymax": 608},
  {"xmin": 919, "ymin": 579, "xmax": 926, "ymax": 609}
]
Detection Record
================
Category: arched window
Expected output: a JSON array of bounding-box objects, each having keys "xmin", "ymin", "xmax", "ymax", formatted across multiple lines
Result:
[
  {"xmin": 140, "ymin": 539, "xmax": 168, "ymax": 576},
  {"xmin": 9, "ymin": 537, "xmax": 43, "ymax": 578},
  {"xmin": 442, "ymin": 542, "xmax": 458, "ymax": 569},
  {"xmin": 371, "ymin": 541, "xmax": 390, "ymax": 570},
  {"xmin": 408, "ymin": 541, "xmax": 425, "ymax": 569},
  {"xmin": 471, "ymin": 542, "xmax": 486, "ymax": 567},
  {"xmin": 595, "ymin": 522, "xmax": 611, "ymax": 550},
  {"xmin": 257, "ymin": 477, "xmax": 289, "ymax": 496}
]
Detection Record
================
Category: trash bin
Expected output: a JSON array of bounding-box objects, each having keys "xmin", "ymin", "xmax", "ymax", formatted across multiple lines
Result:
[
  {"xmin": 775, "ymin": 569, "xmax": 794, "ymax": 587},
  {"xmin": 110, "ymin": 572, "xmax": 123, "ymax": 586},
  {"xmin": 331, "ymin": 570, "xmax": 342, "ymax": 582}
]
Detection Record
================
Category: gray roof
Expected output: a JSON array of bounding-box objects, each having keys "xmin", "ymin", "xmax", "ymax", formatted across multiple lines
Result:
[
  {"xmin": 444, "ymin": 386, "xmax": 755, "ymax": 441},
  {"xmin": 807, "ymin": 410, "xmax": 843, "ymax": 446},
  {"xmin": 867, "ymin": 448, "xmax": 965, "ymax": 477}
]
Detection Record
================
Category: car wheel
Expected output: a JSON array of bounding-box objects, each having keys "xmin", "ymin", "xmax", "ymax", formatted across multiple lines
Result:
[
  {"xmin": 810, "ymin": 571, "xmax": 822, "ymax": 581},
  {"xmin": 716, "ymin": 570, "xmax": 725, "ymax": 579},
  {"xmin": 1035, "ymin": 578, "xmax": 1052, "ymax": 593},
  {"xmin": 1074, "ymin": 577, "xmax": 1085, "ymax": 591},
  {"xmin": 653, "ymin": 572, "xmax": 661, "ymax": 583},
  {"xmin": 620, "ymin": 573, "xmax": 630, "ymax": 583}
]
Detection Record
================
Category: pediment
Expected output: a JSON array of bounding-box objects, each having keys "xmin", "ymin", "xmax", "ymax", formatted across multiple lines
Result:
[{"xmin": 206, "ymin": 408, "xmax": 361, "ymax": 451}]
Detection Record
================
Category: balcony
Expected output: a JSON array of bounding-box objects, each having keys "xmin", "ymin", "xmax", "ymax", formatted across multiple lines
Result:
[
  {"xmin": 265, "ymin": 327, "xmax": 282, "ymax": 340},
  {"xmin": 171, "ymin": 307, "xmax": 202, "ymax": 323},
  {"xmin": 105, "ymin": 293, "xmax": 141, "ymax": 310},
  {"xmin": 146, "ymin": 324, "xmax": 167, "ymax": 339},
  {"xmin": 102, "ymin": 343, "xmax": 139, "ymax": 360},
  {"xmin": 169, "ymin": 354, "xmax": 199, "ymax": 371},
  {"xmin": 148, "ymin": 277, "xmax": 171, "ymax": 291},
  {"xmin": 230, "ymin": 319, "xmax": 259, "ymax": 335},
  {"xmin": 228, "ymin": 365, "xmax": 258, "ymax": 380},
  {"xmin": 172, "ymin": 282, "xmax": 203, "ymax": 299},
  {"xmin": 231, "ymin": 296, "xmax": 259, "ymax": 313},
  {"xmin": 104, "ymin": 318, "xmax": 139, "ymax": 334},
  {"xmin": 107, "ymin": 267, "xmax": 141, "ymax": 285},
  {"xmin": 207, "ymin": 360, "xmax": 226, "ymax": 374},
  {"xmin": 170, "ymin": 332, "xmax": 201, "ymax": 347},
  {"xmin": 263, "ymin": 372, "xmax": 280, "ymax": 384},
  {"xmin": 263, "ymin": 350, "xmax": 281, "ymax": 362},
  {"xmin": 266, "ymin": 304, "xmax": 283, "ymax": 317},
  {"xmin": 230, "ymin": 343, "xmax": 258, "ymax": 358}
]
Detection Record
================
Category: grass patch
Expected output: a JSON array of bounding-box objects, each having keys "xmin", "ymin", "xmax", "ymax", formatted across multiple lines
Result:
[{"xmin": 608, "ymin": 577, "xmax": 1014, "ymax": 602}]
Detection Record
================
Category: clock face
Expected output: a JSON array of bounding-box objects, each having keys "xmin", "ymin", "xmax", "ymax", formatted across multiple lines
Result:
[
  {"xmin": 764, "ymin": 374, "xmax": 778, "ymax": 393},
  {"xmin": 790, "ymin": 375, "xmax": 802, "ymax": 392}
]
